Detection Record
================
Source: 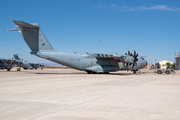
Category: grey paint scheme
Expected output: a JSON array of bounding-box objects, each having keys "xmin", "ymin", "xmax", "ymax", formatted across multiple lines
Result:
[
  {"xmin": 0, "ymin": 61, "xmax": 5, "ymax": 70},
  {"xmin": 0, "ymin": 58, "xmax": 15, "ymax": 71},
  {"xmin": 0, "ymin": 54, "xmax": 43, "ymax": 71},
  {"xmin": 13, "ymin": 54, "xmax": 42, "ymax": 70},
  {"xmin": 8, "ymin": 21, "xmax": 147, "ymax": 73}
]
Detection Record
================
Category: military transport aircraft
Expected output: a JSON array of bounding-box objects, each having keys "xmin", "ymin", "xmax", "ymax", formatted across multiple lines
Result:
[
  {"xmin": 0, "ymin": 57, "xmax": 15, "ymax": 71},
  {"xmin": 7, "ymin": 21, "xmax": 147, "ymax": 74},
  {"xmin": 0, "ymin": 54, "xmax": 44, "ymax": 71},
  {"xmin": 13, "ymin": 54, "xmax": 44, "ymax": 70}
]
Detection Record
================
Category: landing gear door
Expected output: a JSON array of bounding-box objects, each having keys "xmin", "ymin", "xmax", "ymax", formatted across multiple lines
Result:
[{"xmin": 86, "ymin": 61, "xmax": 92, "ymax": 68}]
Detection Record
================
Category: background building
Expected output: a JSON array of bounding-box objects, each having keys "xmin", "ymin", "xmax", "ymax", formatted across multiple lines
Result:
[
  {"xmin": 175, "ymin": 52, "xmax": 180, "ymax": 70},
  {"xmin": 151, "ymin": 60, "xmax": 174, "ymax": 69}
]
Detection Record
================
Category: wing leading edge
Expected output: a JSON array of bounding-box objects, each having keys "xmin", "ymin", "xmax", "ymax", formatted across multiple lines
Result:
[{"xmin": 94, "ymin": 53, "xmax": 134, "ymax": 63}]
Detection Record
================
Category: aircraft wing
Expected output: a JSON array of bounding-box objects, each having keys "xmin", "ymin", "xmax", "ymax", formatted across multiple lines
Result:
[
  {"xmin": 0, "ymin": 58, "xmax": 13, "ymax": 64},
  {"xmin": 95, "ymin": 53, "xmax": 134, "ymax": 63},
  {"xmin": 0, "ymin": 58, "xmax": 23, "ymax": 66}
]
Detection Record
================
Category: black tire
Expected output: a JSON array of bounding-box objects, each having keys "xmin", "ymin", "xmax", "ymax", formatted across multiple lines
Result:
[
  {"xmin": 7, "ymin": 69, "xmax": 10, "ymax": 71},
  {"xmin": 133, "ymin": 71, "xmax": 136, "ymax": 74},
  {"xmin": 157, "ymin": 70, "xmax": 162, "ymax": 74},
  {"xmin": 87, "ymin": 71, "xmax": 92, "ymax": 74},
  {"xmin": 104, "ymin": 72, "xmax": 109, "ymax": 74},
  {"xmin": 165, "ymin": 70, "xmax": 170, "ymax": 74}
]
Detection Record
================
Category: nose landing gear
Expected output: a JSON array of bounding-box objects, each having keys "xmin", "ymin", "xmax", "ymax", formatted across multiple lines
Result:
[{"xmin": 132, "ymin": 70, "xmax": 138, "ymax": 74}]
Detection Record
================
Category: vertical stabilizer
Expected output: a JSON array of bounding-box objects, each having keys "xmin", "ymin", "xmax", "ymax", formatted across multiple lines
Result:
[
  {"xmin": 13, "ymin": 54, "xmax": 21, "ymax": 60},
  {"xmin": 12, "ymin": 21, "xmax": 54, "ymax": 52}
]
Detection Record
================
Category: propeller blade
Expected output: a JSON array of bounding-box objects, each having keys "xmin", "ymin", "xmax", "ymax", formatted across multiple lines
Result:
[
  {"xmin": 132, "ymin": 63, "xmax": 134, "ymax": 68},
  {"xmin": 126, "ymin": 63, "xmax": 129, "ymax": 69},
  {"xmin": 124, "ymin": 52, "xmax": 127, "ymax": 55},
  {"xmin": 135, "ymin": 53, "xmax": 138, "ymax": 58},
  {"xmin": 128, "ymin": 50, "xmax": 130, "ymax": 55},
  {"xmin": 134, "ymin": 50, "xmax": 136, "ymax": 57}
]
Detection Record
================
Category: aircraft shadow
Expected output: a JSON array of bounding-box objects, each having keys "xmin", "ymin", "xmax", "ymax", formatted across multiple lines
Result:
[
  {"xmin": 36, "ymin": 72, "xmax": 133, "ymax": 76},
  {"xmin": 36, "ymin": 73, "xmax": 87, "ymax": 75}
]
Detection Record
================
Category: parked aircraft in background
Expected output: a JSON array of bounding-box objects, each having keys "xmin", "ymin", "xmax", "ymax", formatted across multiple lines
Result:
[
  {"xmin": 7, "ymin": 21, "xmax": 147, "ymax": 74},
  {"xmin": 0, "ymin": 54, "xmax": 44, "ymax": 71},
  {"xmin": 13, "ymin": 54, "xmax": 44, "ymax": 70},
  {"xmin": 0, "ymin": 58, "xmax": 15, "ymax": 71}
]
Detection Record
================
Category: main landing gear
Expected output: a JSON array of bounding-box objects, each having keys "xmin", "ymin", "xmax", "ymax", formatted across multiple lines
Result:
[
  {"xmin": 87, "ymin": 71, "xmax": 109, "ymax": 74},
  {"xmin": 87, "ymin": 71, "xmax": 97, "ymax": 74}
]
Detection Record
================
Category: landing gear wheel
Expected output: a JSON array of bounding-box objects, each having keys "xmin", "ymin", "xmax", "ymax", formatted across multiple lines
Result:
[
  {"xmin": 157, "ymin": 70, "xmax": 162, "ymax": 74},
  {"xmin": 133, "ymin": 71, "xmax": 136, "ymax": 74},
  {"xmin": 165, "ymin": 70, "xmax": 170, "ymax": 74},
  {"xmin": 104, "ymin": 72, "xmax": 109, "ymax": 74},
  {"xmin": 7, "ymin": 69, "xmax": 10, "ymax": 71},
  {"xmin": 87, "ymin": 71, "xmax": 92, "ymax": 74}
]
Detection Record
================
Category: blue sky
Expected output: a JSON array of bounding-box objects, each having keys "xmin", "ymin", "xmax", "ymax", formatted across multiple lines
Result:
[{"xmin": 0, "ymin": 0, "xmax": 180, "ymax": 65}]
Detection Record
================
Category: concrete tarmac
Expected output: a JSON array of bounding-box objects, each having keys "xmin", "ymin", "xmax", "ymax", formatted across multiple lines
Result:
[{"xmin": 0, "ymin": 68, "xmax": 180, "ymax": 120}]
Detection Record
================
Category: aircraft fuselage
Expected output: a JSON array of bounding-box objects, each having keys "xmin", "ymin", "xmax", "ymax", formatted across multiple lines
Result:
[{"xmin": 32, "ymin": 51, "xmax": 147, "ymax": 73}]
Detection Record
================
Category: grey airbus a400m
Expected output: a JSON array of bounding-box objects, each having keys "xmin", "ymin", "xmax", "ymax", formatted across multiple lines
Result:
[{"xmin": 7, "ymin": 21, "xmax": 147, "ymax": 74}]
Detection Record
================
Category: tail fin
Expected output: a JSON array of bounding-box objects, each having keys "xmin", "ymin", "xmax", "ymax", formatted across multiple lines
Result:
[
  {"xmin": 13, "ymin": 54, "xmax": 21, "ymax": 60},
  {"xmin": 12, "ymin": 21, "xmax": 54, "ymax": 52}
]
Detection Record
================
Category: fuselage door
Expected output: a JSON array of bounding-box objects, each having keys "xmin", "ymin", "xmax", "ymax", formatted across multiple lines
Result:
[{"xmin": 86, "ymin": 61, "xmax": 92, "ymax": 68}]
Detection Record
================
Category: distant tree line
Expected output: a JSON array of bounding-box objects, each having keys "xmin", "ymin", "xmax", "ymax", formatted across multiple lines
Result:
[{"xmin": 166, "ymin": 62, "xmax": 175, "ymax": 69}]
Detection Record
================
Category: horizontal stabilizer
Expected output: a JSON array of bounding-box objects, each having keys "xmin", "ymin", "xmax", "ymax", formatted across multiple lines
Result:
[
  {"xmin": 5, "ymin": 28, "xmax": 17, "ymax": 31},
  {"xmin": 13, "ymin": 20, "xmax": 38, "ymax": 29},
  {"xmin": 8, "ymin": 20, "xmax": 54, "ymax": 52}
]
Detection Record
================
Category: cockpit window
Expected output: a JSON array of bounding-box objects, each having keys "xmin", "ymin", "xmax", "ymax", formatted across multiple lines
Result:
[{"xmin": 141, "ymin": 57, "xmax": 145, "ymax": 60}]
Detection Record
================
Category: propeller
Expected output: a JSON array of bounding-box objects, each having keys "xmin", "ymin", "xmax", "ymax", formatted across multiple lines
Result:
[
  {"xmin": 124, "ymin": 50, "xmax": 139, "ymax": 69},
  {"xmin": 132, "ymin": 50, "xmax": 138, "ymax": 68}
]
